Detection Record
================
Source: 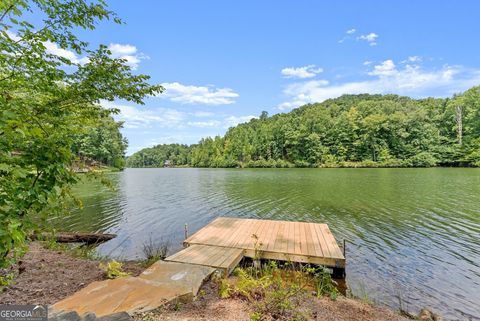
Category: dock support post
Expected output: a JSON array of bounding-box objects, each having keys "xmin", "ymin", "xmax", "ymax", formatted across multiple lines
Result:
[{"xmin": 332, "ymin": 267, "xmax": 346, "ymax": 278}]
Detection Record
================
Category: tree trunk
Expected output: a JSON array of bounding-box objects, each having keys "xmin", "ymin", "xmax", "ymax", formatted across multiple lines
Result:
[
  {"xmin": 455, "ymin": 105, "xmax": 463, "ymax": 145},
  {"xmin": 30, "ymin": 232, "xmax": 116, "ymax": 245}
]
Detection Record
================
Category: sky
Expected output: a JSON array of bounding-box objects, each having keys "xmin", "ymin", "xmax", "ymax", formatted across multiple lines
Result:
[{"xmin": 39, "ymin": 1, "xmax": 480, "ymax": 154}]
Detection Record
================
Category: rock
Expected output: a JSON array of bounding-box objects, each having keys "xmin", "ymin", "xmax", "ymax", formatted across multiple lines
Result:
[
  {"xmin": 432, "ymin": 313, "xmax": 443, "ymax": 321},
  {"xmin": 49, "ymin": 311, "xmax": 81, "ymax": 321},
  {"xmin": 399, "ymin": 309, "xmax": 417, "ymax": 319},
  {"xmin": 52, "ymin": 262, "xmax": 214, "ymax": 316},
  {"xmin": 82, "ymin": 312, "xmax": 97, "ymax": 321},
  {"xmin": 97, "ymin": 312, "xmax": 132, "ymax": 321},
  {"xmin": 418, "ymin": 308, "xmax": 432, "ymax": 321},
  {"xmin": 418, "ymin": 308, "xmax": 443, "ymax": 321}
]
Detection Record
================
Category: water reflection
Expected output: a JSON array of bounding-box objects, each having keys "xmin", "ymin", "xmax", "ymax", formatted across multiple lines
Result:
[{"xmin": 56, "ymin": 168, "xmax": 480, "ymax": 320}]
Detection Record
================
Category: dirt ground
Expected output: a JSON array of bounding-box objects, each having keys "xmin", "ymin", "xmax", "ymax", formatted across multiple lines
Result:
[
  {"xmin": 1, "ymin": 244, "xmax": 412, "ymax": 321},
  {"xmin": 134, "ymin": 280, "xmax": 412, "ymax": 321},
  {"xmin": 0, "ymin": 242, "xmax": 144, "ymax": 305}
]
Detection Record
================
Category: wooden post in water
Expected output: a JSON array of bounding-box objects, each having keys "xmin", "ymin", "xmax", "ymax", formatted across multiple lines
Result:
[
  {"xmin": 333, "ymin": 239, "xmax": 347, "ymax": 279},
  {"xmin": 184, "ymin": 223, "xmax": 188, "ymax": 240}
]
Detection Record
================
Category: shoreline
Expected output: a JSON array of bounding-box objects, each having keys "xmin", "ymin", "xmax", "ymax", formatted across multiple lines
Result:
[
  {"xmin": 0, "ymin": 242, "xmax": 447, "ymax": 321},
  {"xmin": 123, "ymin": 165, "xmax": 479, "ymax": 169}
]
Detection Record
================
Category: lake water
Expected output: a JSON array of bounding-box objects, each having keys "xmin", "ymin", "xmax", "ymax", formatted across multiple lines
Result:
[{"xmin": 56, "ymin": 168, "xmax": 480, "ymax": 320}]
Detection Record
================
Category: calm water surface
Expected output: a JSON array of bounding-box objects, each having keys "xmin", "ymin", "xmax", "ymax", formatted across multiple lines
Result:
[{"xmin": 55, "ymin": 168, "xmax": 480, "ymax": 320}]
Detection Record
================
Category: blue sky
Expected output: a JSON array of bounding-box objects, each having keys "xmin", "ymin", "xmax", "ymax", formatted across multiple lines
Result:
[{"xmin": 42, "ymin": 1, "xmax": 480, "ymax": 154}]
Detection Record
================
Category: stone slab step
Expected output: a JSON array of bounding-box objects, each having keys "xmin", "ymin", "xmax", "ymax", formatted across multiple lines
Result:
[{"xmin": 51, "ymin": 261, "xmax": 214, "ymax": 317}]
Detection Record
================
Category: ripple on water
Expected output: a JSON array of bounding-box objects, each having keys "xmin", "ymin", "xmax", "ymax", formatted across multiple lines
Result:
[{"xmin": 56, "ymin": 168, "xmax": 480, "ymax": 320}]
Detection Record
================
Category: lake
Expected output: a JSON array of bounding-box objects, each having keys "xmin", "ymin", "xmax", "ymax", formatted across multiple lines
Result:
[{"xmin": 56, "ymin": 168, "xmax": 480, "ymax": 320}]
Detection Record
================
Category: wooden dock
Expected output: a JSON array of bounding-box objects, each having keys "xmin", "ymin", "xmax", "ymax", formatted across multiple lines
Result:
[
  {"xmin": 53, "ymin": 217, "xmax": 346, "ymax": 317},
  {"xmin": 165, "ymin": 217, "xmax": 345, "ymax": 275}
]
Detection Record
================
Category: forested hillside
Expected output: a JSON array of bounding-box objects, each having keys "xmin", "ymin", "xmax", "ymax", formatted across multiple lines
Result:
[
  {"xmin": 126, "ymin": 144, "xmax": 191, "ymax": 167},
  {"xmin": 128, "ymin": 86, "xmax": 480, "ymax": 168}
]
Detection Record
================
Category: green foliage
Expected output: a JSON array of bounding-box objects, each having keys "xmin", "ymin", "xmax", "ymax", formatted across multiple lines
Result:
[
  {"xmin": 220, "ymin": 261, "xmax": 338, "ymax": 320},
  {"xmin": 0, "ymin": 272, "xmax": 14, "ymax": 287},
  {"xmin": 99, "ymin": 260, "xmax": 130, "ymax": 279},
  {"xmin": 130, "ymin": 90, "xmax": 480, "ymax": 169},
  {"xmin": 126, "ymin": 144, "xmax": 192, "ymax": 167},
  {"xmin": 408, "ymin": 151, "xmax": 438, "ymax": 167},
  {"xmin": 307, "ymin": 266, "xmax": 338, "ymax": 298},
  {"xmin": 218, "ymin": 278, "xmax": 234, "ymax": 299},
  {"xmin": 0, "ymin": 0, "xmax": 162, "ymax": 267},
  {"xmin": 71, "ymin": 116, "xmax": 128, "ymax": 169}
]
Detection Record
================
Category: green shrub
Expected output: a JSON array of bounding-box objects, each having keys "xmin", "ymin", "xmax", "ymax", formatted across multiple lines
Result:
[
  {"xmin": 100, "ymin": 260, "xmax": 130, "ymax": 279},
  {"xmin": 293, "ymin": 160, "xmax": 311, "ymax": 168},
  {"xmin": 409, "ymin": 152, "xmax": 438, "ymax": 167},
  {"xmin": 219, "ymin": 261, "xmax": 338, "ymax": 320},
  {"xmin": 0, "ymin": 273, "xmax": 15, "ymax": 287}
]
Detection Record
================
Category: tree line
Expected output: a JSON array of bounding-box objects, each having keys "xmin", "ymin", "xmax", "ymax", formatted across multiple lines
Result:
[
  {"xmin": 126, "ymin": 144, "xmax": 191, "ymax": 167},
  {"xmin": 128, "ymin": 86, "xmax": 480, "ymax": 168}
]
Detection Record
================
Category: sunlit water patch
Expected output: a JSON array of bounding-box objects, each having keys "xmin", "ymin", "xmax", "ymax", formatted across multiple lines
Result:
[{"xmin": 53, "ymin": 168, "xmax": 480, "ymax": 320}]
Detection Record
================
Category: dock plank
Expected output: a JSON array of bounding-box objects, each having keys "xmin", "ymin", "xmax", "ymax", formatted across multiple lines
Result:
[
  {"xmin": 184, "ymin": 217, "xmax": 345, "ymax": 269},
  {"xmin": 165, "ymin": 244, "xmax": 243, "ymax": 274},
  {"xmin": 308, "ymin": 223, "xmax": 324, "ymax": 257}
]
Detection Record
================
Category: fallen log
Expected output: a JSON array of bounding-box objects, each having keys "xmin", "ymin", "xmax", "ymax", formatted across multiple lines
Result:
[{"xmin": 30, "ymin": 232, "xmax": 117, "ymax": 245}]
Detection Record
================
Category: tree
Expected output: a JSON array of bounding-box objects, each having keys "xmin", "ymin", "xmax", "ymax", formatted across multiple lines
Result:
[
  {"xmin": 0, "ymin": 0, "xmax": 163, "ymax": 266},
  {"xmin": 173, "ymin": 90, "xmax": 479, "ymax": 168},
  {"xmin": 259, "ymin": 111, "xmax": 269, "ymax": 121},
  {"xmin": 72, "ymin": 116, "xmax": 128, "ymax": 169}
]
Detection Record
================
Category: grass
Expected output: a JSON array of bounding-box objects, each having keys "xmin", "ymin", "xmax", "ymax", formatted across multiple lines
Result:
[{"xmin": 141, "ymin": 236, "xmax": 170, "ymax": 267}]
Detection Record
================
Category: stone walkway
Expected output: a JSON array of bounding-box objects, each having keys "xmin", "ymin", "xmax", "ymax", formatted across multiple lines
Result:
[{"xmin": 51, "ymin": 261, "xmax": 215, "ymax": 318}]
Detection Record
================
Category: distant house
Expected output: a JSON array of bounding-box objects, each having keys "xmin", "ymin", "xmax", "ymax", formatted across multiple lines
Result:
[{"xmin": 164, "ymin": 160, "xmax": 172, "ymax": 167}]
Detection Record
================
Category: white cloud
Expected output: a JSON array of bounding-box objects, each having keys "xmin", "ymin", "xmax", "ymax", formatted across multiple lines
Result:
[
  {"xmin": 159, "ymin": 82, "xmax": 239, "ymax": 105},
  {"xmin": 107, "ymin": 43, "xmax": 147, "ymax": 70},
  {"xmin": 103, "ymin": 101, "xmax": 254, "ymax": 131},
  {"xmin": 6, "ymin": 30, "xmax": 87, "ymax": 63},
  {"xmin": 368, "ymin": 59, "xmax": 397, "ymax": 76},
  {"xmin": 5, "ymin": 30, "xmax": 21, "ymax": 41},
  {"xmin": 281, "ymin": 65, "xmax": 323, "ymax": 79},
  {"xmin": 187, "ymin": 115, "xmax": 256, "ymax": 128},
  {"xmin": 224, "ymin": 115, "xmax": 257, "ymax": 128},
  {"xmin": 103, "ymin": 101, "xmax": 186, "ymax": 129},
  {"xmin": 346, "ymin": 28, "xmax": 356, "ymax": 34},
  {"xmin": 6, "ymin": 31, "xmax": 146, "ymax": 69},
  {"xmin": 363, "ymin": 60, "xmax": 373, "ymax": 66},
  {"xmin": 43, "ymin": 42, "xmax": 147, "ymax": 68},
  {"xmin": 108, "ymin": 43, "xmax": 137, "ymax": 55},
  {"xmin": 401, "ymin": 56, "xmax": 422, "ymax": 64},
  {"xmin": 279, "ymin": 60, "xmax": 480, "ymax": 110},
  {"xmin": 187, "ymin": 120, "xmax": 222, "ymax": 128},
  {"xmin": 43, "ymin": 41, "xmax": 90, "ymax": 64},
  {"xmin": 408, "ymin": 55, "xmax": 421, "ymax": 62},
  {"xmin": 357, "ymin": 32, "xmax": 379, "ymax": 46}
]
